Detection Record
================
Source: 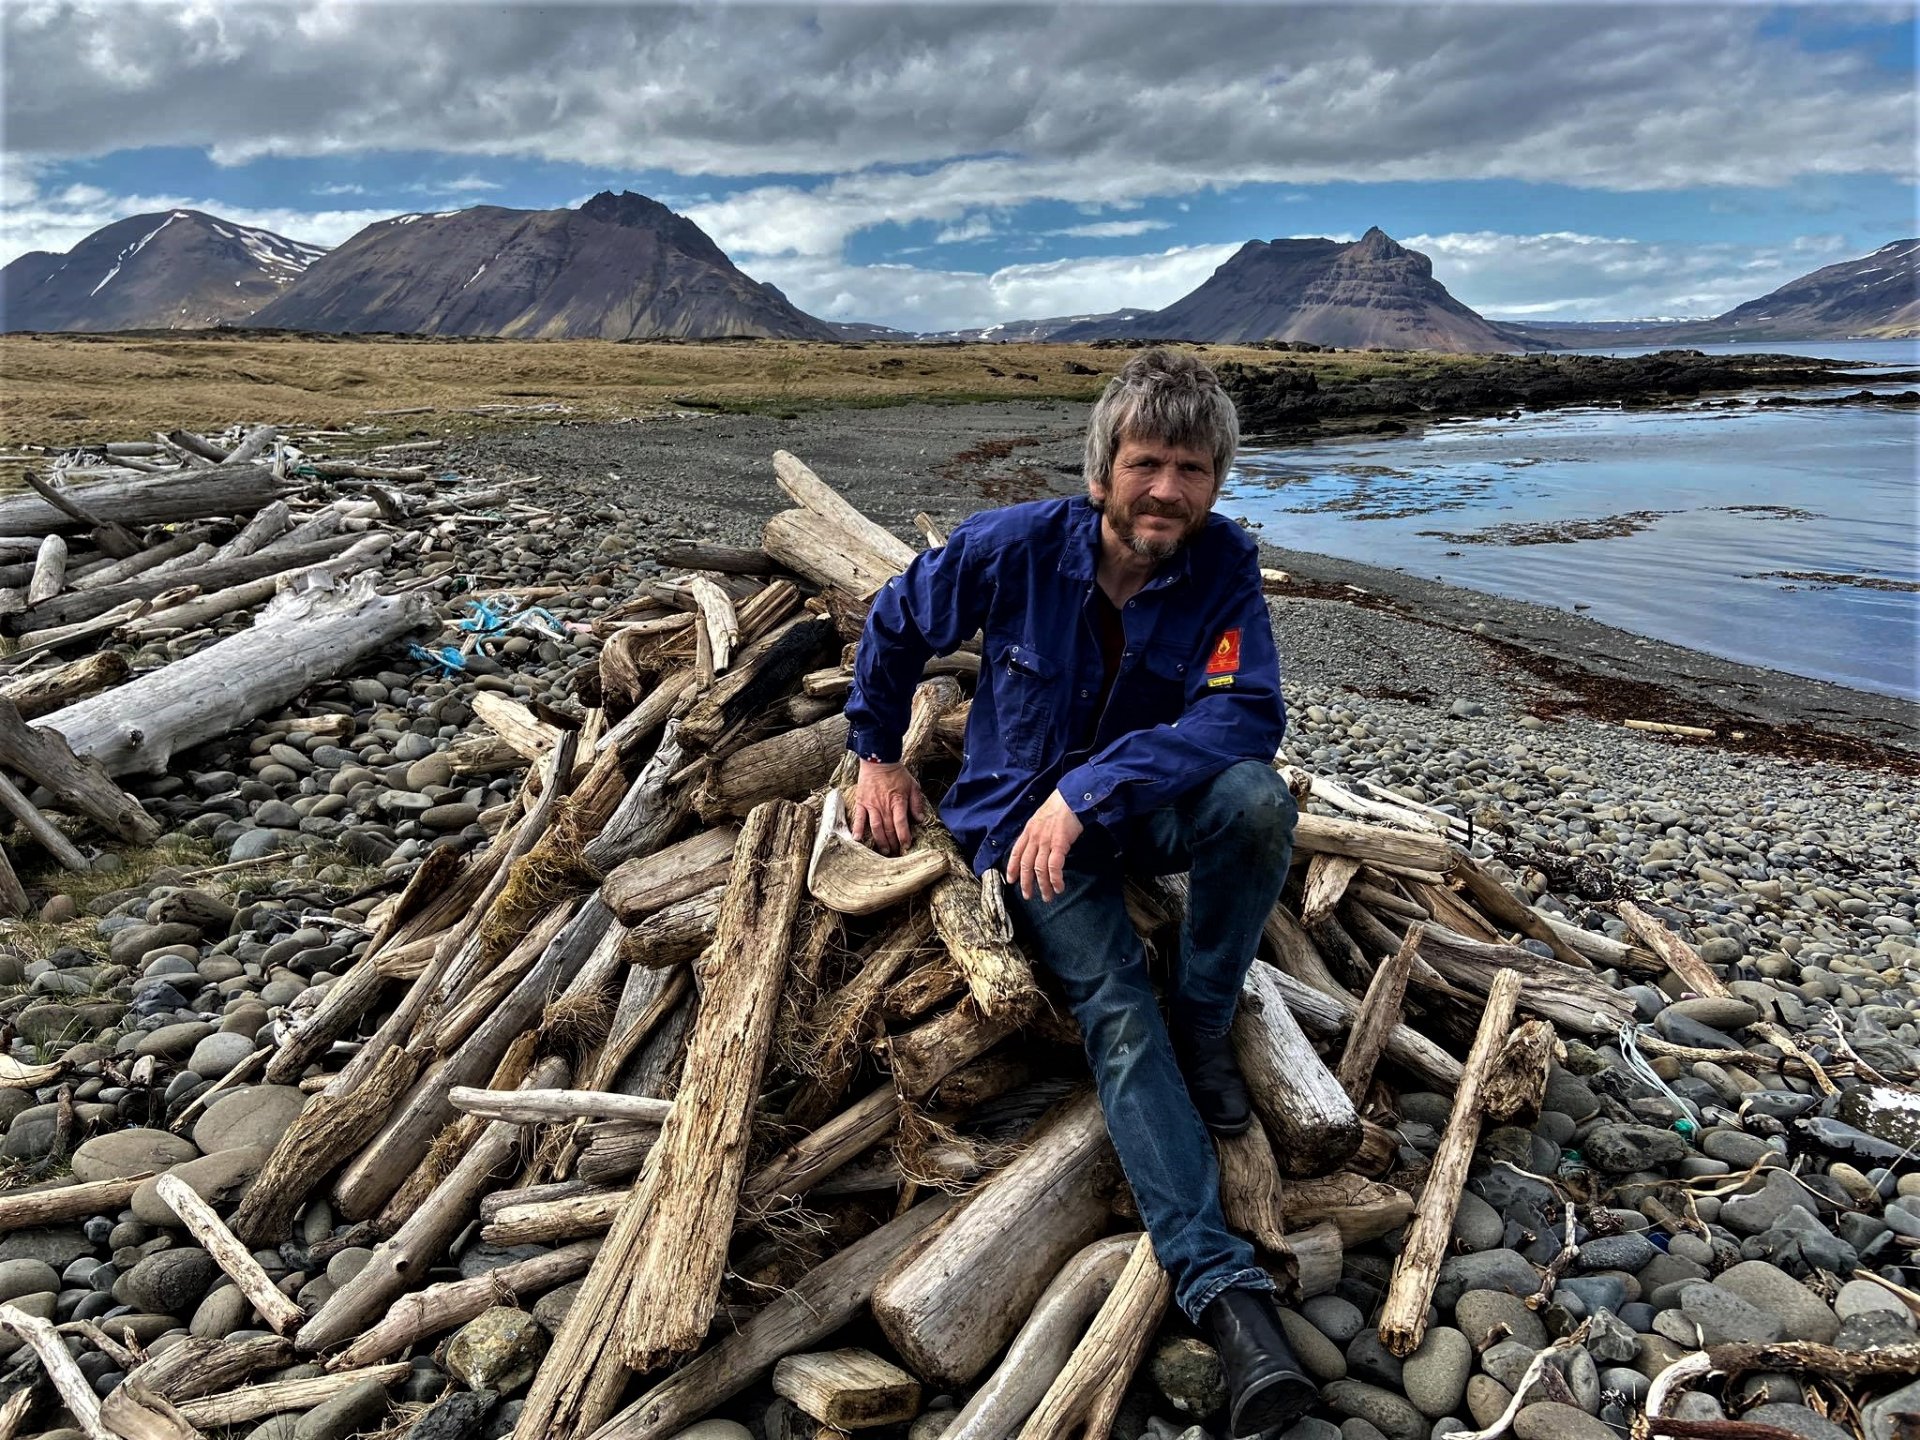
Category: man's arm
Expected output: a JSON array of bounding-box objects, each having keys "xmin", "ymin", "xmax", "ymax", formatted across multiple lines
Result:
[
  {"xmin": 844, "ymin": 517, "xmax": 994, "ymax": 852},
  {"xmin": 1057, "ymin": 548, "xmax": 1286, "ymax": 834}
]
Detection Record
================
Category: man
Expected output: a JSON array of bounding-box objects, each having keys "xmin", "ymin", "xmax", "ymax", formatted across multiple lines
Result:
[{"xmin": 844, "ymin": 348, "xmax": 1315, "ymax": 1437}]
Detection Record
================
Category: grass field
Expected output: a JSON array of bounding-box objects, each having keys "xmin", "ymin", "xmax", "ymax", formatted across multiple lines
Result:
[{"xmin": 0, "ymin": 331, "xmax": 1482, "ymax": 450}]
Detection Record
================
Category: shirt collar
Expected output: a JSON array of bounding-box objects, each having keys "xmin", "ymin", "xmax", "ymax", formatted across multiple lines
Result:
[{"xmin": 1058, "ymin": 496, "xmax": 1197, "ymax": 588}]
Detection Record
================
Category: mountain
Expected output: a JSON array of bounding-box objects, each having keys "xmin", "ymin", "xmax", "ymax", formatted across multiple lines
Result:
[
  {"xmin": 251, "ymin": 191, "xmax": 836, "ymax": 341},
  {"xmin": 1053, "ymin": 229, "xmax": 1533, "ymax": 352},
  {"xmin": 1681, "ymin": 239, "xmax": 1919, "ymax": 341},
  {"xmin": 0, "ymin": 210, "xmax": 324, "ymax": 332},
  {"xmin": 1506, "ymin": 240, "xmax": 1920, "ymax": 347}
]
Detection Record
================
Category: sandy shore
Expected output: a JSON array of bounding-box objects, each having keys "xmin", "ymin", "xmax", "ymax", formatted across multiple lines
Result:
[{"xmin": 459, "ymin": 399, "xmax": 1918, "ymax": 765}]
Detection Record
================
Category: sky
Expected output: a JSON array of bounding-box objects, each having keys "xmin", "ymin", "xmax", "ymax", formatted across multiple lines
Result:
[{"xmin": 2, "ymin": 2, "xmax": 1916, "ymax": 333}]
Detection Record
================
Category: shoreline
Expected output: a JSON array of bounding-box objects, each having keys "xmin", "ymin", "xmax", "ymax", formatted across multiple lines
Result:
[{"xmin": 456, "ymin": 398, "xmax": 1919, "ymax": 766}]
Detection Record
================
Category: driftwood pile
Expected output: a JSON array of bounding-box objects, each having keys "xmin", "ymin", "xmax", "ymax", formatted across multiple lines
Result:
[
  {"xmin": 0, "ymin": 423, "xmax": 545, "ymax": 906},
  {"xmin": 1, "ymin": 448, "xmax": 1811, "ymax": 1440}
]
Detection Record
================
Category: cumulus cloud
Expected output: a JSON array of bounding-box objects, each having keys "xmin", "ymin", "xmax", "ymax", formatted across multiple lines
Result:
[
  {"xmin": 750, "ymin": 243, "xmax": 1243, "ymax": 333},
  {"xmin": 0, "ymin": 165, "xmax": 384, "ymax": 260},
  {"xmin": 1407, "ymin": 230, "xmax": 1860, "ymax": 320},
  {"xmin": 4, "ymin": 4, "xmax": 1911, "ymax": 194}
]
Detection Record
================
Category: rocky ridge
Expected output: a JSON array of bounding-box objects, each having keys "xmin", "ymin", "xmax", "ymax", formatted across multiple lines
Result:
[
  {"xmin": 0, "ymin": 409, "xmax": 1915, "ymax": 1440},
  {"xmin": 248, "ymin": 191, "xmax": 837, "ymax": 342},
  {"xmin": 0, "ymin": 212, "xmax": 324, "ymax": 334},
  {"xmin": 1053, "ymin": 229, "xmax": 1535, "ymax": 353}
]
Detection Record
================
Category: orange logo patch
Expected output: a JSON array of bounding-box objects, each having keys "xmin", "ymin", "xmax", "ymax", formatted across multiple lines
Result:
[{"xmin": 1207, "ymin": 628, "xmax": 1242, "ymax": 675}]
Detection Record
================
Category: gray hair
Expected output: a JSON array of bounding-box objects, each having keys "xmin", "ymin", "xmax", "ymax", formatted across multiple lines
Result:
[{"xmin": 1083, "ymin": 347, "xmax": 1239, "ymax": 496}]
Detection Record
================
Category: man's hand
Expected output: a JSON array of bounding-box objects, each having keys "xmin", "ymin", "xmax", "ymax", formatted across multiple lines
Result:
[
  {"xmin": 1007, "ymin": 790, "xmax": 1086, "ymax": 903},
  {"xmin": 850, "ymin": 759, "xmax": 929, "ymax": 857}
]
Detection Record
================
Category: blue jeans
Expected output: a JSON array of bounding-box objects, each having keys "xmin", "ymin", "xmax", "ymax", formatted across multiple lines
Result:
[{"xmin": 1007, "ymin": 760, "xmax": 1298, "ymax": 1320}]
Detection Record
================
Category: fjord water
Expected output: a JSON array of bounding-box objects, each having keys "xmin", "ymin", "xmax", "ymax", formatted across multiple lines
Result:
[{"xmin": 1226, "ymin": 347, "xmax": 1920, "ymax": 699}]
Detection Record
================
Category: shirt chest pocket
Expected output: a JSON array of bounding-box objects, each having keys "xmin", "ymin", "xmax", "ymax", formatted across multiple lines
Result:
[{"xmin": 994, "ymin": 642, "xmax": 1058, "ymax": 767}]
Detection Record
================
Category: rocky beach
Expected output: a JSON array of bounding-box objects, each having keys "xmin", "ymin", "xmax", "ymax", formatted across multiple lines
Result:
[{"xmin": 2, "ymin": 391, "xmax": 1918, "ymax": 1440}]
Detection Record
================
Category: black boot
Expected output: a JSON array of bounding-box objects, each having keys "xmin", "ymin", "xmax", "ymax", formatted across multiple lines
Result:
[
  {"xmin": 1172, "ymin": 1028, "xmax": 1252, "ymax": 1136},
  {"xmin": 1199, "ymin": 1287, "xmax": 1317, "ymax": 1437}
]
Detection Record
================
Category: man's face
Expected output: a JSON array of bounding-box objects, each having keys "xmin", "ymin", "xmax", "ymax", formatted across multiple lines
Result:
[{"xmin": 1092, "ymin": 434, "xmax": 1220, "ymax": 561}]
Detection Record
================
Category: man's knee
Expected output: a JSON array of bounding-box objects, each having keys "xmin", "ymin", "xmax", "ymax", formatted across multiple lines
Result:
[{"xmin": 1194, "ymin": 761, "xmax": 1296, "ymax": 860}]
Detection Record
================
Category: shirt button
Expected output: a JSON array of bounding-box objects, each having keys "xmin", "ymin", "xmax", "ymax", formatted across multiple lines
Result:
[
  {"xmin": 1083, "ymin": 792, "xmax": 1094, "ymax": 801},
  {"xmin": 1079, "ymin": 688, "xmax": 1089, "ymax": 698}
]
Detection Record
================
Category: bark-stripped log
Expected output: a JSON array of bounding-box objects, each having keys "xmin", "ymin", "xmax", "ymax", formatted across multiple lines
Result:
[
  {"xmin": 873, "ymin": 1089, "xmax": 1117, "ymax": 1388},
  {"xmin": 39, "ymin": 575, "xmax": 433, "ymax": 775},
  {"xmin": 1377, "ymin": 968, "xmax": 1522, "ymax": 1357},
  {"xmin": 1232, "ymin": 962, "xmax": 1364, "ymax": 1177}
]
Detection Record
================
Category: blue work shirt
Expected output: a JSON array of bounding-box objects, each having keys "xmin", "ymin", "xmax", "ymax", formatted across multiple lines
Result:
[{"xmin": 846, "ymin": 496, "xmax": 1287, "ymax": 875}]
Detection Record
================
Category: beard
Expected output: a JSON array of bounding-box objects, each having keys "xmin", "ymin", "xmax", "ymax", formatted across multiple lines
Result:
[{"xmin": 1093, "ymin": 491, "xmax": 1207, "ymax": 560}]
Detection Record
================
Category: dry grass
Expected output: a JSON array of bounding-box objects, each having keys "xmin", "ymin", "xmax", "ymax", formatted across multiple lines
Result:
[{"xmin": 0, "ymin": 331, "xmax": 1419, "ymax": 451}]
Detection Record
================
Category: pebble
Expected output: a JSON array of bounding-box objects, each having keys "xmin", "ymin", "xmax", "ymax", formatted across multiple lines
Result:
[{"xmin": 1399, "ymin": 1327, "xmax": 1470, "ymax": 1419}]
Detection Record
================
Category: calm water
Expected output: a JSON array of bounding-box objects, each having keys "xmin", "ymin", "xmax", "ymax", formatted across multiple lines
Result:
[{"xmin": 1227, "ymin": 365, "xmax": 1920, "ymax": 699}]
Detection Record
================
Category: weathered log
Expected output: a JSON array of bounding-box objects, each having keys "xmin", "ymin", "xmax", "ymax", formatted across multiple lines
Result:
[
  {"xmin": 27, "ymin": 534, "xmax": 66, "ymax": 605},
  {"xmin": 601, "ymin": 825, "xmax": 738, "ymax": 920},
  {"xmin": 1335, "ymin": 924, "xmax": 1420, "ymax": 1103},
  {"xmin": 0, "ymin": 464, "xmax": 285, "ymax": 538},
  {"xmin": 1481, "ymin": 1020, "xmax": 1557, "ymax": 1126},
  {"xmin": 39, "ymin": 576, "xmax": 433, "ymax": 776},
  {"xmin": 940, "ymin": 1236, "xmax": 1137, "ymax": 1440},
  {"xmin": 675, "ymin": 615, "xmax": 837, "ymax": 754},
  {"xmin": 1292, "ymin": 811, "xmax": 1453, "ymax": 874},
  {"xmin": 621, "ymin": 798, "xmax": 812, "ymax": 1369},
  {"xmin": 0, "ymin": 769, "xmax": 89, "ymax": 871},
  {"xmin": 482, "ymin": 1189, "xmax": 625, "ymax": 1246},
  {"xmin": 175, "ymin": 1364, "xmax": 409, "ymax": 1428},
  {"xmin": 333, "ymin": 896, "xmax": 606, "ymax": 1219},
  {"xmin": 472, "ymin": 691, "xmax": 566, "ymax": 762},
  {"xmin": 586, "ymin": 1198, "xmax": 953, "ymax": 1440},
  {"xmin": 0, "ymin": 1172, "xmax": 149, "ymax": 1229},
  {"xmin": 808, "ymin": 789, "xmax": 950, "ymax": 917},
  {"xmin": 1300, "ymin": 853, "xmax": 1361, "ymax": 928},
  {"xmin": 329, "ymin": 1240, "xmax": 600, "ymax": 1370},
  {"xmin": 1276, "ymin": 1220, "xmax": 1345, "ymax": 1301},
  {"xmin": 873, "ymin": 1089, "xmax": 1117, "ymax": 1388},
  {"xmin": 881, "ymin": 999, "xmax": 1028, "ymax": 1100},
  {"xmin": 1017, "ymin": 1234, "xmax": 1170, "ymax": 1440},
  {"xmin": 1216, "ymin": 1119, "xmax": 1288, "ymax": 1253},
  {"xmin": 623, "ymin": 883, "xmax": 723, "ymax": 967},
  {"xmin": 20, "ymin": 533, "xmax": 361, "ymax": 633},
  {"xmin": 1233, "ymin": 962, "xmax": 1364, "ymax": 1177},
  {"xmin": 774, "ymin": 450, "xmax": 918, "ymax": 572},
  {"xmin": 1413, "ymin": 926, "xmax": 1634, "ymax": 1036},
  {"xmin": 74, "ymin": 532, "xmax": 211, "ymax": 592},
  {"xmin": 923, "ymin": 820, "xmax": 1037, "ymax": 1018},
  {"xmin": 119, "ymin": 536, "xmax": 391, "ymax": 640},
  {"xmin": 0, "ymin": 1302, "xmax": 116, "ymax": 1440},
  {"xmin": 698, "ymin": 713, "xmax": 849, "ymax": 820},
  {"xmin": 772, "ymin": 1349, "xmax": 922, "ymax": 1430},
  {"xmin": 449, "ymin": 1087, "xmax": 672, "ymax": 1126},
  {"xmin": 689, "ymin": 575, "xmax": 741, "ymax": 675},
  {"xmin": 743, "ymin": 1085, "xmax": 901, "ymax": 1212},
  {"xmin": 1449, "ymin": 848, "xmax": 1589, "ymax": 968},
  {"xmin": 24, "ymin": 470, "xmax": 140, "ymax": 557},
  {"xmin": 155, "ymin": 1174, "xmax": 305, "ymax": 1335},
  {"xmin": 1263, "ymin": 903, "xmax": 1353, "ymax": 1001},
  {"xmin": 518, "ymin": 800, "xmax": 809, "ymax": 1440},
  {"xmin": 787, "ymin": 910, "xmax": 937, "ymax": 1126},
  {"xmin": 655, "ymin": 542, "xmax": 784, "ymax": 575},
  {"xmin": 0, "ymin": 698, "xmax": 161, "ymax": 843},
  {"xmin": 230, "ymin": 1044, "xmax": 417, "ymax": 1245},
  {"xmin": 1378, "ymin": 967, "xmax": 1522, "ymax": 1357},
  {"xmin": 1284, "ymin": 1173, "xmax": 1416, "ymax": 1245},
  {"xmin": 297, "ymin": 1056, "xmax": 569, "ymax": 1353},
  {"xmin": 763, "ymin": 508, "xmax": 897, "ymax": 602},
  {"xmin": 583, "ymin": 719, "xmax": 691, "ymax": 873},
  {"xmin": 0, "ymin": 651, "xmax": 129, "ymax": 719}
]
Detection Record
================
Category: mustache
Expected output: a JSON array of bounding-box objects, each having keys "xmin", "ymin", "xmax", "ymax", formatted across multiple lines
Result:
[{"xmin": 1129, "ymin": 498, "xmax": 1190, "ymax": 519}]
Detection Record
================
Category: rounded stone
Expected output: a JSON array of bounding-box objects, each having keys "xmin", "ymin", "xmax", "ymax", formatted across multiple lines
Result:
[
  {"xmin": 117, "ymin": 1248, "xmax": 219, "ymax": 1316},
  {"xmin": 186, "ymin": 1031, "xmax": 257, "ymax": 1080},
  {"xmin": 192, "ymin": 1085, "xmax": 307, "ymax": 1154},
  {"xmin": 1402, "ymin": 1326, "xmax": 1472, "ymax": 1419},
  {"xmin": 1512, "ymin": 1403, "xmax": 1614, "ymax": 1440},
  {"xmin": 131, "ymin": 1147, "xmax": 267, "ymax": 1226},
  {"xmin": 70, "ymin": 1128, "xmax": 198, "ymax": 1184},
  {"xmin": 1149, "ymin": 1335, "xmax": 1227, "ymax": 1419}
]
